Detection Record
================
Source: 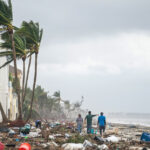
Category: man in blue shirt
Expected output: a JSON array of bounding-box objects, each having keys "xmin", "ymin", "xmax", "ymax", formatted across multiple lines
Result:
[{"xmin": 98, "ymin": 112, "xmax": 106, "ymax": 136}]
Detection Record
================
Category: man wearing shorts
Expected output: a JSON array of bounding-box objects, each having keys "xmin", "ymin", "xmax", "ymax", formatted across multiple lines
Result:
[{"xmin": 98, "ymin": 112, "xmax": 106, "ymax": 136}]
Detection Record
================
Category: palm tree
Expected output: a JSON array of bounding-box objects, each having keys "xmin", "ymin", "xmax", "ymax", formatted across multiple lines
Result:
[
  {"xmin": 0, "ymin": 0, "xmax": 22, "ymax": 120},
  {"xmin": 0, "ymin": 32, "xmax": 30, "ymax": 104},
  {"xmin": 18, "ymin": 21, "xmax": 43, "ymax": 121}
]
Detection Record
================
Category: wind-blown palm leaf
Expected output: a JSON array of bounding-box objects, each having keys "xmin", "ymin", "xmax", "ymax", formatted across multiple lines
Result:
[
  {"xmin": 0, "ymin": 33, "xmax": 28, "ymax": 57},
  {"xmin": 0, "ymin": 58, "xmax": 13, "ymax": 69},
  {"xmin": 18, "ymin": 21, "xmax": 43, "ymax": 50},
  {"xmin": 0, "ymin": 0, "xmax": 13, "ymax": 26}
]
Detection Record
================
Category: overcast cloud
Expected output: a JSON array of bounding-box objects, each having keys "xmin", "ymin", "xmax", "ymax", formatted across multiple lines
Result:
[{"xmin": 11, "ymin": 0, "xmax": 150, "ymax": 113}]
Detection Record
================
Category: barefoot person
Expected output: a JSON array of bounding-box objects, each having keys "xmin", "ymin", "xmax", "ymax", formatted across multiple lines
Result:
[
  {"xmin": 76, "ymin": 114, "xmax": 83, "ymax": 133},
  {"xmin": 85, "ymin": 111, "xmax": 97, "ymax": 134},
  {"xmin": 98, "ymin": 112, "xmax": 106, "ymax": 136}
]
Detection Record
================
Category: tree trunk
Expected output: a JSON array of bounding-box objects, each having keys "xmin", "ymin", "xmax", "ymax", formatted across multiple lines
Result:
[
  {"xmin": 26, "ymin": 53, "xmax": 38, "ymax": 122},
  {"xmin": 0, "ymin": 102, "xmax": 9, "ymax": 123},
  {"xmin": 23, "ymin": 55, "xmax": 32, "ymax": 103},
  {"xmin": 10, "ymin": 31, "xmax": 22, "ymax": 120},
  {"xmin": 21, "ymin": 58, "xmax": 26, "ymax": 105}
]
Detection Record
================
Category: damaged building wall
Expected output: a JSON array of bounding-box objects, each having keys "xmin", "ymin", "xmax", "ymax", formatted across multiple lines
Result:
[{"xmin": 0, "ymin": 56, "xmax": 9, "ymax": 121}]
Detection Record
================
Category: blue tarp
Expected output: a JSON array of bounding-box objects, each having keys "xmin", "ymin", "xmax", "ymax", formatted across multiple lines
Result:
[{"xmin": 141, "ymin": 132, "xmax": 150, "ymax": 142}]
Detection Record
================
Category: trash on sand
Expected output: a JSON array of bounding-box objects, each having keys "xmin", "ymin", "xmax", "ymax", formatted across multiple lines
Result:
[
  {"xmin": 98, "ymin": 144, "xmax": 108, "ymax": 150},
  {"xmin": 49, "ymin": 135, "xmax": 55, "ymax": 140},
  {"xmin": 0, "ymin": 142, "xmax": 4, "ymax": 150},
  {"xmin": 19, "ymin": 143, "xmax": 31, "ymax": 150},
  {"xmin": 141, "ymin": 132, "xmax": 150, "ymax": 142},
  {"xmin": 20, "ymin": 124, "xmax": 31, "ymax": 134},
  {"xmin": 47, "ymin": 141, "xmax": 59, "ymax": 147},
  {"xmin": 106, "ymin": 135, "xmax": 119, "ymax": 143},
  {"xmin": 28, "ymin": 132, "xmax": 39, "ymax": 138},
  {"xmin": 16, "ymin": 139, "xmax": 19, "ymax": 142},
  {"xmin": 65, "ymin": 133, "xmax": 71, "ymax": 138},
  {"xmin": 36, "ymin": 128, "xmax": 41, "ymax": 133},
  {"xmin": 62, "ymin": 143, "xmax": 83, "ymax": 150},
  {"xmin": 5, "ymin": 144, "xmax": 16, "ymax": 147},
  {"xmin": 83, "ymin": 140, "xmax": 93, "ymax": 147},
  {"xmin": 9, "ymin": 129, "xmax": 16, "ymax": 136},
  {"xmin": 94, "ymin": 136, "xmax": 106, "ymax": 143},
  {"xmin": 0, "ymin": 127, "xmax": 9, "ymax": 133}
]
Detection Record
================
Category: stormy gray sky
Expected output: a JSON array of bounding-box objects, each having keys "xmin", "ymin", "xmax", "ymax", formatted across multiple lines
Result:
[{"xmin": 11, "ymin": 0, "xmax": 150, "ymax": 113}]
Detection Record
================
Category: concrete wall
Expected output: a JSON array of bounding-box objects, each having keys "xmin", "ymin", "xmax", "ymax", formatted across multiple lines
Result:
[{"xmin": 0, "ymin": 57, "xmax": 9, "ymax": 121}]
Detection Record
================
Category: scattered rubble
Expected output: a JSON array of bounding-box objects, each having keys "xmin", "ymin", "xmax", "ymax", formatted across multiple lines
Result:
[{"xmin": 0, "ymin": 122, "xmax": 149, "ymax": 149}]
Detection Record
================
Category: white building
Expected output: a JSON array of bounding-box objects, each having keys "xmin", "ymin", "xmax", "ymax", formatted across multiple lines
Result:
[{"xmin": 0, "ymin": 56, "xmax": 9, "ymax": 121}]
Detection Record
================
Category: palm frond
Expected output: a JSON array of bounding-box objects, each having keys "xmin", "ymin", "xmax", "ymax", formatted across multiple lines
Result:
[
  {"xmin": 0, "ymin": 0, "xmax": 12, "ymax": 26},
  {"xmin": 0, "ymin": 58, "xmax": 13, "ymax": 69}
]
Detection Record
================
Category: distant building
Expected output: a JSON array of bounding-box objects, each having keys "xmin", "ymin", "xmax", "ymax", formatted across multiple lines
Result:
[
  {"xmin": 8, "ymin": 65, "xmax": 22, "ymax": 120},
  {"xmin": 0, "ymin": 57, "xmax": 9, "ymax": 121},
  {"xmin": 0, "ymin": 57, "xmax": 22, "ymax": 121}
]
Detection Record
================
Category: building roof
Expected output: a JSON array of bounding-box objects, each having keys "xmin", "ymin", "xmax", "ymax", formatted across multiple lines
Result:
[{"xmin": 9, "ymin": 65, "xmax": 22, "ymax": 75}]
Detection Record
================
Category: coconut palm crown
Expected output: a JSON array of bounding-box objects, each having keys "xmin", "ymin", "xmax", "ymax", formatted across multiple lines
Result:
[{"xmin": 0, "ymin": 0, "xmax": 13, "ymax": 32}]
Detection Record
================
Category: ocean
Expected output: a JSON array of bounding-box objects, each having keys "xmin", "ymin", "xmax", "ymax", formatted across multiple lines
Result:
[{"xmin": 106, "ymin": 113, "xmax": 150, "ymax": 127}]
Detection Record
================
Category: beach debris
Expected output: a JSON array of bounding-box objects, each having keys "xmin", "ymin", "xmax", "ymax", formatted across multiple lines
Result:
[
  {"xmin": 20, "ymin": 124, "xmax": 31, "ymax": 134},
  {"xmin": 0, "ymin": 127, "xmax": 10, "ymax": 133},
  {"xmin": 0, "ymin": 142, "xmax": 4, "ymax": 150},
  {"xmin": 94, "ymin": 136, "xmax": 106, "ymax": 143},
  {"xmin": 19, "ymin": 143, "xmax": 31, "ymax": 150},
  {"xmin": 62, "ymin": 143, "xmax": 83, "ymax": 150},
  {"xmin": 8, "ymin": 129, "xmax": 16, "ymax": 136},
  {"xmin": 98, "ymin": 144, "xmax": 108, "ymax": 150},
  {"xmin": 83, "ymin": 140, "xmax": 93, "ymax": 148},
  {"xmin": 106, "ymin": 135, "xmax": 119, "ymax": 143},
  {"xmin": 36, "ymin": 128, "xmax": 41, "ymax": 133},
  {"xmin": 5, "ymin": 143, "xmax": 16, "ymax": 148},
  {"xmin": 141, "ymin": 132, "xmax": 150, "ymax": 142},
  {"xmin": 49, "ymin": 135, "xmax": 55, "ymax": 140},
  {"xmin": 28, "ymin": 131, "xmax": 39, "ymax": 138},
  {"xmin": 65, "ymin": 133, "xmax": 71, "ymax": 138}
]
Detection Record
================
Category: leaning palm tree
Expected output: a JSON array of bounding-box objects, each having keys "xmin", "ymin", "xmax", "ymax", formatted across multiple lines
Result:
[
  {"xmin": 18, "ymin": 21, "xmax": 43, "ymax": 121},
  {"xmin": 0, "ymin": 0, "xmax": 22, "ymax": 120},
  {"xmin": 0, "ymin": 32, "xmax": 30, "ymax": 103}
]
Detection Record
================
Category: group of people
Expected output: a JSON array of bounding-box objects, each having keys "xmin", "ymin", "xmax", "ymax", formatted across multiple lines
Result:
[{"xmin": 76, "ymin": 111, "xmax": 106, "ymax": 136}]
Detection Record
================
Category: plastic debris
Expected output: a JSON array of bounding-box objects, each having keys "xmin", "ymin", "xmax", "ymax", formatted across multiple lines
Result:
[
  {"xmin": 19, "ymin": 143, "xmax": 31, "ymax": 150},
  {"xmin": 62, "ymin": 143, "xmax": 83, "ymax": 150},
  {"xmin": 9, "ymin": 129, "xmax": 16, "ymax": 136},
  {"xmin": 0, "ymin": 142, "xmax": 4, "ymax": 150},
  {"xmin": 106, "ymin": 135, "xmax": 119, "ymax": 143},
  {"xmin": 98, "ymin": 144, "xmax": 108, "ymax": 150},
  {"xmin": 83, "ymin": 140, "xmax": 93, "ymax": 147},
  {"xmin": 28, "ymin": 132, "xmax": 39, "ymax": 138},
  {"xmin": 94, "ymin": 136, "xmax": 106, "ymax": 143},
  {"xmin": 141, "ymin": 132, "xmax": 150, "ymax": 142},
  {"xmin": 0, "ymin": 127, "xmax": 10, "ymax": 133},
  {"xmin": 65, "ymin": 133, "xmax": 71, "ymax": 138},
  {"xmin": 49, "ymin": 135, "xmax": 55, "ymax": 140}
]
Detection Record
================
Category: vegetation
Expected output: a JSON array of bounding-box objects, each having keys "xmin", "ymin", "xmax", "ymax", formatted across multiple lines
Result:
[
  {"xmin": 22, "ymin": 85, "xmax": 83, "ymax": 121},
  {"xmin": 0, "ymin": 0, "xmax": 43, "ymax": 124},
  {"xmin": 0, "ymin": 0, "xmax": 83, "ymax": 125}
]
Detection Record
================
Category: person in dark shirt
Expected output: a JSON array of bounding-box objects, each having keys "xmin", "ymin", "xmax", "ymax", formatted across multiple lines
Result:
[
  {"xmin": 85, "ymin": 111, "xmax": 97, "ymax": 134},
  {"xmin": 98, "ymin": 112, "xmax": 106, "ymax": 136}
]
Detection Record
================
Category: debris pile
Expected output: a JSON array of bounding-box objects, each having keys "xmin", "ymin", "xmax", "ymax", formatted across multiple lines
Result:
[{"xmin": 0, "ymin": 122, "xmax": 149, "ymax": 149}]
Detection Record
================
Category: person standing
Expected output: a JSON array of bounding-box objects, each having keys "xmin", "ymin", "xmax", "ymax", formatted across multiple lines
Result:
[
  {"xmin": 76, "ymin": 114, "xmax": 83, "ymax": 133},
  {"xmin": 98, "ymin": 112, "xmax": 106, "ymax": 136},
  {"xmin": 85, "ymin": 111, "xmax": 97, "ymax": 134}
]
